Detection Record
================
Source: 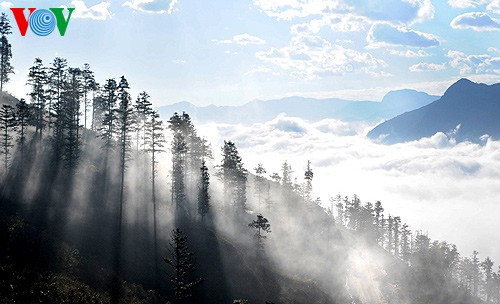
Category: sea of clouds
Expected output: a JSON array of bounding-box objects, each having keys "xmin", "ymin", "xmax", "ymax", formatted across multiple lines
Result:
[{"xmin": 196, "ymin": 114, "xmax": 500, "ymax": 263}]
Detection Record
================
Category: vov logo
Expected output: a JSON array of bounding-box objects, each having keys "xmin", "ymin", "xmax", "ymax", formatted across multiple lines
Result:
[{"xmin": 10, "ymin": 8, "xmax": 75, "ymax": 37}]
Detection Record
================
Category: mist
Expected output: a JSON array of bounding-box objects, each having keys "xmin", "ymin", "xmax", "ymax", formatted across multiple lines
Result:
[{"xmin": 196, "ymin": 114, "xmax": 500, "ymax": 264}]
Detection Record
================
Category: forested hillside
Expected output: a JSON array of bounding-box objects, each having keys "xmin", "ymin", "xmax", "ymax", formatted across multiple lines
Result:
[{"xmin": 0, "ymin": 12, "xmax": 499, "ymax": 304}]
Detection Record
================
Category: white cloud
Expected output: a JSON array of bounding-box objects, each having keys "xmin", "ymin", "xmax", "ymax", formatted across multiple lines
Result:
[
  {"xmin": 63, "ymin": 0, "xmax": 112, "ymax": 20},
  {"xmin": 409, "ymin": 62, "xmax": 446, "ymax": 72},
  {"xmin": 256, "ymin": 35, "xmax": 389, "ymax": 80},
  {"xmin": 413, "ymin": 0, "xmax": 436, "ymax": 23},
  {"xmin": 252, "ymin": 0, "xmax": 347, "ymax": 20},
  {"xmin": 448, "ymin": 0, "xmax": 500, "ymax": 13},
  {"xmin": 448, "ymin": 0, "xmax": 490, "ymax": 8},
  {"xmin": 213, "ymin": 34, "xmax": 266, "ymax": 46},
  {"xmin": 367, "ymin": 22, "xmax": 440, "ymax": 48},
  {"xmin": 291, "ymin": 14, "xmax": 369, "ymax": 34},
  {"xmin": 487, "ymin": 0, "xmax": 500, "ymax": 13},
  {"xmin": 253, "ymin": 0, "xmax": 434, "ymax": 23},
  {"xmin": 172, "ymin": 59, "xmax": 186, "ymax": 64},
  {"xmin": 233, "ymin": 34, "xmax": 266, "ymax": 45},
  {"xmin": 0, "ymin": 1, "xmax": 12, "ymax": 10},
  {"xmin": 451, "ymin": 12, "xmax": 500, "ymax": 31},
  {"xmin": 349, "ymin": 0, "xmax": 435, "ymax": 24},
  {"xmin": 488, "ymin": 47, "xmax": 500, "ymax": 54},
  {"xmin": 123, "ymin": 0, "xmax": 178, "ymax": 14},
  {"xmin": 448, "ymin": 50, "xmax": 500, "ymax": 74},
  {"xmin": 387, "ymin": 49, "xmax": 431, "ymax": 57}
]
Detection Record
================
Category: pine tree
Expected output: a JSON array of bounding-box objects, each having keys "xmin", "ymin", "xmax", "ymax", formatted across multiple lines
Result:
[
  {"xmin": 187, "ymin": 133, "xmax": 211, "ymax": 190},
  {"xmin": 171, "ymin": 132, "xmax": 187, "ymax": 210},
  {"xmin": 48, "ymin": 57, "xmax": 68, "ymax": 132},
  {"xmin": 359, "ymin": 202, "xmax": 375, "ymax": 237},
  {"xmin": 168, "ymin": 112, "xmax": 198, "ymax": 211},
  {"xmin": 99, "ymin": 79, "xmax": 118, "ymax": 149},
  {"xmin": 303, "ymin": 160, "xmax": 313, "ymax": 205},
  {"xmin": 219, "ymin": 141, "xmax": 247, "ymax": 210},
  {"xmin": 62, "ymin": 67, "xmax": 82, "ymax": 169},
  {"xmin": 0, "ymin": 104, "xmax": 15, "ymax": 170},
  {"xmin": 458, "ymin": 257, "xmax": 474, "ymax": 294},
  {"xmin": 81, "ymin": 63, "xmax": 95, "ymax": 129},
  {"xmin": 269, "ymin": 172, "xmax": 281, "ymax": 183},
  {"xmin": 144, "ymin": 110, "xmax": 166, "ymax": 207},
  {"xmin": 401, "ymin": 223, "xmax": 411, "ymax": 262},
  {"xmin": 346, "ymin": 195, "xmax": 361, "ymax": 231},
  {"xmin": 254, "ymin": 163, "xmax": 266, "ymax": 212},
  {"xmin": 281, "ymin": 161, "xmax": 292, "ymax": 190},
  {"xmin": 472, "ymin": 250, "xmax": 481, "ymax": 297},
  {"xmin": 15, "ymin": 98, "xmax": 31, "ymax": 156},
  {"xmin": 482, "ymin": 257, "xmax": 494, "ymax": 303},
  {"xmin": 164, "ymin": 228, "xmax": 202, "ymax": 303},
  {"xmin": 248, "ymin": 214, "xmax": 271, "ymax": 251},
  {"xmin": 27, "ymin": 58, "xmax": 48, "ymax": 140},
  {"xmin": 374, "ymin": 201, "xmax": 384, "ymax": 244},
  {"xmin": 91, "ymin": 82, "xmax": 103, "ymax": 132},
  {"xmin": 198, "ymin": 160, "xmax": 210, "ymax": 222},
  {"xmin": 116, "ymin": 75, "xmax": 134, "ymax": 215},
  {"xmin": 144, "ymin": 109, "xmax": 165, "ymax": 286},
  {"xmin": 393, "ymin": 216, "xmax": 401, "ymax": 256},
  {"xmin": 386, "ymin": 215, "xmax": 394, "ymax": 252},
  {"xmin": 333, "ymin": 195, "xmax": 345, "ymax": 227},
  {"xmin": 134, "ymin": 91, "xmax": 153, "ymax": 150},
  {"xmin": 0, "ymin": 13, "xmax": 13, "ymax": 94}
]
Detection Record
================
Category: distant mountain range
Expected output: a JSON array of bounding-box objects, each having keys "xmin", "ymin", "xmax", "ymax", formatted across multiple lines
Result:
[
  {"xmin": 368, "ymin": 79, "xmax": 500, "ymax": 144},
  {"xmin": 157, "ymin": 90, "xmax": 438, "ymax": 125}
]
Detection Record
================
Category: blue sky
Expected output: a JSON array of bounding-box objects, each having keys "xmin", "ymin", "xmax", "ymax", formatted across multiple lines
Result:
[{"xmin": 2, "ymin": 0, "xmax": 500, "ymax": 106}]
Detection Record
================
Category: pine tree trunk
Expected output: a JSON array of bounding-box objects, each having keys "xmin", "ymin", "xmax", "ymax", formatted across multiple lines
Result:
[
  {"xmin": 1, "ymin": 42, "xmax": 4, "ymax": 94},
  {"xmin": 84, "ymin": 90, "xmax": 87, "ymax": 129},
  {"xmin": 3, "ymin": 127, "xmax": 7, "ymax": 170},
  {"xmin": 152, "ymin": 146, "xmax": 159, "ymax": 288}
]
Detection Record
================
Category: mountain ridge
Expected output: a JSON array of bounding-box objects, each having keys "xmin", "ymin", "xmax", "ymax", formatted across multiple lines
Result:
[
  {"xmin": 367, "ymin": 79, "xmax": 500, "ymax": 144},
  {"xmin": 158, "ymin": 89, "xmax": 439, "ymax": 125}
]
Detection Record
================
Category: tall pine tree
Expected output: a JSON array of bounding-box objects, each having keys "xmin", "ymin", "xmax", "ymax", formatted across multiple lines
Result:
[
  {"xmin": 0, "ymin": 104, "xmax": 15, "ymax": 170},
  {"xmin": 198, "ymin": 159, "xmax": 210, "ymax": 222},
  {"xmin": 27, "ymin": 58, "xmax": 48, "ymax": 140},
  {"xmin": 15, "ymin": 98, "xmax": 31, "ymax": 156},
  {"xmin": 0, "ymin": 13, "xmax": 13, "ymax": 94},
  {"xmin": 144, "ymin": 109, "xmax": 165, "ymax": 287},
  {"xmin": 81, "ymin": 63, "xmax": 95, "ymax": 129},
  {"xmin": 99, "ymin": 79, "xmax": 118, "ymax": 149},
  {"xmin": 164, "ymin": 228, "xmax": 202, "ymax": 303},
  {"xmin": 219, "ymin": 141, "xmax": 247, "ymax": 210}
]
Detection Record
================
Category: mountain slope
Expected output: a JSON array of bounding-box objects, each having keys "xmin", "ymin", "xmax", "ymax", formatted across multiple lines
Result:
[
  {"xmin": 158, "ymin": 90, "xmax": 438, "ymax": 125},
  {"xmin": 367, "ymin": 79, "xmax": 500, "ymax": 144}
]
